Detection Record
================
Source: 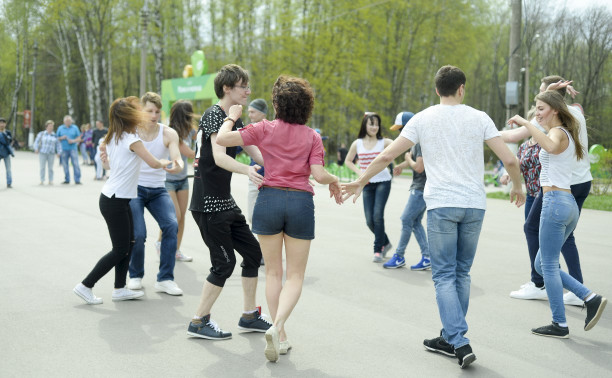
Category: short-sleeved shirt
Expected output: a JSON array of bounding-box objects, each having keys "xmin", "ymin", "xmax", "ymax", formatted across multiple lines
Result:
[
  {"xmin": 410, "ymin": 143, "xmax": 426, "ymax": 191},
  {"xmin": 517, "ymin": 140, "xmax": 541, "ymax": 197},
  {"xmin": 239, "ymin": 119, "xmax": 325, "ymax": 194},
  {"xmin": 102, "ymin": 132, "xmax": 142, "ymax": 199},
  {"xmin": 190, "ymin": 104, "xmax": 244, "ymax": 213},
  {"xmin": 400, "ymin": 104, "xmax": 500, "ymax": 210},
  {"xmin": 56, "ymin": 124, "xmax": 81, "ymax": 151}
]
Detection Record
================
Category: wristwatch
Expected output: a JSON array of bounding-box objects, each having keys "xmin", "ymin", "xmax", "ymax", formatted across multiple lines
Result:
[{"xmin": 223, "ymin": 117, "xmax": 236, "ymax": 124}]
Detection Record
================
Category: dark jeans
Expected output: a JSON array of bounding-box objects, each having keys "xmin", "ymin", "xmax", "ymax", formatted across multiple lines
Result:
[
  {"xmin": 362, "ymin": 180, "xmax": 391, "ymax": 252},
  {"xmin": 524, "ymin": 181, "xmax": 591, "ymax": 286},
  {"xmin": 192, "ymin": 208, "xmax": 261, "ymax": 287},
  {"xmin": 82, "ymin": 194, "xmax": 134, "ymax": 289}
]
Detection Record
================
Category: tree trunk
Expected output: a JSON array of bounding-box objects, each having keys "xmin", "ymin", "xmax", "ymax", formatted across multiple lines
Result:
[{"xmin": 56, "ymin": 22, "xmax": 75, "ymax": 116}]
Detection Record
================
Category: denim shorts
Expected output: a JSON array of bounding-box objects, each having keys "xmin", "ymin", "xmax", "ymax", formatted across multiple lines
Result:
[
  {"xmin": 252, "ymin": 186, "xmax": 315, "ymax": 240},
  {"xmin": 165, "ymin": 177, "xmax": 189, "ymax": 192}
]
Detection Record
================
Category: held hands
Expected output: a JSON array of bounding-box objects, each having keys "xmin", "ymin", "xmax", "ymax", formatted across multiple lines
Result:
[
  {"xmin": 499, "ymin": 173, "xmax": 510, "ymax": 185},
  {"xmin": 158, "ymin": 159, "xmax": 172, "ymax": 168},
  {"xmin": 341, "ymin": 181, "xmax": 364, "ymax": 203},
  {"xmin": 164, "ymin": 158, "xmax": 184, "ymax": 174},
  {"xmin": 328, "ymin": 178, "xmax": 344, "ymax": 205},
  {"xmin": 248, "ymin": 164, "xmax": 264, "ymax": 186},
  {"xmin": 228, "ymin": 105, "xmax": 242, "ymax": 121},
  {"xmin": 393, "ymin": 166, "xmax": 403, "ymax": 176}
]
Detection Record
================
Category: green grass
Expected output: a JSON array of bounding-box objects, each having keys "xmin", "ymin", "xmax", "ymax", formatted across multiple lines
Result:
[{"xmin": 486, "ymin": 191, "xmax": 612, "ymax": 211}]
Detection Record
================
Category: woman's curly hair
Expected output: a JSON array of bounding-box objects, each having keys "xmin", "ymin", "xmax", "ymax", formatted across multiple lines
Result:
[{"xmin": 272, "ymin": 75, "xmax": 314, "ymax": 125}]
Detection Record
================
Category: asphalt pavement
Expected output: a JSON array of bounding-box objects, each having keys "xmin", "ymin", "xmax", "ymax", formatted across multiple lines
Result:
[{"xmin": 1, "ymin": 150, "xmax": 611, "ymax": 377}]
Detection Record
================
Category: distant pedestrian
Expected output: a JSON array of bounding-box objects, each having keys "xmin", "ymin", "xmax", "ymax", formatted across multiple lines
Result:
[
  {"xmin": 0, "ymin": 117, "xmax": 14, "ymax": 188},
  {"xmin": 56, "ymin": 115, "xmax": 82, "ymax": 184},
  {"xmin": 344, "ymin": 112, "xmax": 394, "ymax": 262},
  {"xmin": 337, "ymin": 143, "xmax": 348, "ymax": 166},
  {"xmin": 34, "ymin": 120, "xmax": 62, "ymax": 185},
  {"xmin": 92, "ymin": 121, "xmax": 108, "ymax": 180},
  {"xmin": 79, "ymin": 123, "xmax": 93, "ymax": 165},
  {"xmin": 73, "ymin": 97, "xmax": 174, "ymax": 305}
]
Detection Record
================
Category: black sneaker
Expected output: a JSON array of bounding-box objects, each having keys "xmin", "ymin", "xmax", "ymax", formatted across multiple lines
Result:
[
  {"xmin": 187, "ymin": 314, "xmax": 232, "ymax": 340},
  {"xmin": 455, "ymin": 344, "xmax": 476, "ymax": 369},
  {"xmin": 584, "ymin": 295, "xmax": 607, "ymax": 331},
  {"xmin": 423, "ymin": 332, "xmax": 455, "ymax": 357},
  {"xmin": 238, "ymin": 306, "xmax": 272, "ymax": 332},
  {"xmin": 531, "ymin": 322, "xmax": 569, "ymax": 339}
]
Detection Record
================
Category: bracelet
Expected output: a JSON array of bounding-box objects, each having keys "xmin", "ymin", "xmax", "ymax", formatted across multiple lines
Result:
[{"xmin": 223, "ymin": 117, "xmax": 236, "ymax": 124}]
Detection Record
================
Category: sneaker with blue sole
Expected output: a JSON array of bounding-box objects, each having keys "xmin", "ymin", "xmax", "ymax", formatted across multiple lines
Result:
[
  {"xmin": 383, "ymin": 254, "xmax": 406, "ymax": 269},
  {"xmin": 411, "ymin": 256, "xmax": 431, "ymax": 271}
]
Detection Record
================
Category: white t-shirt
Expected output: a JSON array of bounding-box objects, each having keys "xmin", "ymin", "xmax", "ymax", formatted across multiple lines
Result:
[
  {"xmin": 102, "ymin": 132, "xmax": 142, "ymax": 199},
  {"xmin": 400, "ymin": 104, "xmax": 500, "ymax": 210}
]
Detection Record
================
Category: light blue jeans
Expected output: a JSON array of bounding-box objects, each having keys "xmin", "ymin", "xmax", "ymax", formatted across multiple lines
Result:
[
  {"xmin": 534, "ymin": 191, "xmax": 591, "ymax": 324},
  {"xmin": 129, "ymin": 185, "xmax": 178, "ymax": 282},
  {"xmin": 427, "ymin": 207, "xmax": 485, "ymax": 348},
  {"xmin": 0, "ymin": 155, "xmax": 11, "ymax": 185},
  {"xmin": 39, "ymin": 153, "xmax": 55, "ymax": 182},
  {"xmin": 395, "ymin": 189, "xmax": 429, "ymax": 259},
  {"xmin": 60, "ymin": 149, "xmax": 81, "ymax": 183}
]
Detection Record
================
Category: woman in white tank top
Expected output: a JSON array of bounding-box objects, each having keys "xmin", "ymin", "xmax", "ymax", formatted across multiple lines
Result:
[
  {"xmin": 344, "ymin": 112, "xmax": 394, "ymax": 262},
  {"xmin": 508, "ymin": 91, "xmax": 607, "ymax": 338}
]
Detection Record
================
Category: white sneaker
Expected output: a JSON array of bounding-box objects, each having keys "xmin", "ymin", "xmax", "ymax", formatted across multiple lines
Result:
[
  {"xmin": 509, "ymin": 281, "xmax": 548, "ymax": 300},
  {"xmin": 73, "ymin": 283, "xmax": 103, "ymax": 305},
  {"xmin": 155, "ymin": 241, "xmax": 161, "ymax": 257},
  {"xmin": 279, "ymin": 340, "xmax": 292, "ymax": 355},
  {"xmin": 176, "ymin": 250, "xmax": 193, "ymax": 262},
  {"xmin": 155, "ymin": 280, "xmax": 183, "ymax": 296},
  {"xmin": 112, "ymin": 288, "xmax": 144, "ymax": 301},
  {"xmin": 564, "ymin": 291, "xmax": 584, "ymax": 307},
  {"xmin": 127, "ymin": 277, "xmax": 143, "ymax": 290}
]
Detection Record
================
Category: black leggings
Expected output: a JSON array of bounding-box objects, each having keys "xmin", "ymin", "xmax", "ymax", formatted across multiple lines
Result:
[{"xmin": 82, "ymin": 194, "xmax": 134, "ymax": 289}]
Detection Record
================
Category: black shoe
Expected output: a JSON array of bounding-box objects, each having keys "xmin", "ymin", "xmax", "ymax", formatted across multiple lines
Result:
[
  {"xmin": 423, "ymin": 332, "xmax": 455, "ymax": 357},
  {"xmin": 75, "ymin": 182, "xmax": 82, "ymax": 185},
  {"xmin": 531, "ymin": 322, "xmax": 569, "ymax": 338},
  {"xmin": 584, "ymin": 295, "xmax": 607, "ymax": 331},
  {"xmin": 187, "ymin": 314, "xmax": 232, "ymax": 340},
  {"xmin": 62, "ymin": 181, "xmax": 70, "ymax": 184},
  {"xmin": 238, "ymin": 306, "xmax": 272, "ymax": 332},
  {"xmin": 455, "ymin": 344, "xmax": 476, "ymax": 369},
  {"xmin": 7, "ymin": 184, "xmax": 12, "ymax": 188}
]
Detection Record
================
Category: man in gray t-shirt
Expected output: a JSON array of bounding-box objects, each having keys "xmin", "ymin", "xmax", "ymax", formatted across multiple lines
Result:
[
  {"xmin": 384, "ymin": 112, "xmax": 430, "ymax": 270},
  {"xmin": 343, "ymin": 66, "xmax": 524, "ymax": 369}
]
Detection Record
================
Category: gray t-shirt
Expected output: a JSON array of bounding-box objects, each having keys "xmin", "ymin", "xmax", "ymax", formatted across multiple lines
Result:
[{"xmin": 410, "ymin": 143, "xmax": 426, "ymax": 191}]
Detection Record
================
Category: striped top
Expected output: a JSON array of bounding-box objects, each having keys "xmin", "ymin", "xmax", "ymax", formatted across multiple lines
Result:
[{"xmin": 356, "ymin": 138, "xmax": 392, "ymax": 183}]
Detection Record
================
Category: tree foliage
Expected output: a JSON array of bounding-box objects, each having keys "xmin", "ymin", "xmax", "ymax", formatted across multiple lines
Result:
[{"xmin": 0, "ymin": 0, "xmax": 610, "ymax": 152}]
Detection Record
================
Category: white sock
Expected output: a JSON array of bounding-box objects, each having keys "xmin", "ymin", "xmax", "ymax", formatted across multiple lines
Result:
[
  {"xmin": 585, "ymin": 293, "xmax": 596, "ymax": 302},
  {"xmin": 244, "ymin": 309, "xmax": 258, "ymax": 315},
  {"xmin": 558, "ymin": 322, "xmax": 568, "ymax": 328}
]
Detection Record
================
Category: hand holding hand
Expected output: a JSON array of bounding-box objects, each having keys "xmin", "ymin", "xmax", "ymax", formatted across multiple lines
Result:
[
  {"xmin": 158, "ymin": 159, "xmax": 172, "ymax": 168},
  {"xmin": 248, "ymin": 164, "xmax": 264, "ymax": 186},
  {"xmin": 328, "ymin": 178, "xmax": 344, "ymax": 204},
  {"xmin": 499, "ymin": 174, "xmax": 510, "ymax": 186},
  {"xmin": 228, "ymin": 105, "xmax": 242, "ymax": 121},
  {"xmin": 164, "ymin": 158, "xmax": 184, "ymax": 173},
  {"xmin": 393, "ymin": 166, "xmax": 403, "ymax": 176},
  {"xmin": 341, "ymin": 181, "xmax": 364, "ymax": 203}
]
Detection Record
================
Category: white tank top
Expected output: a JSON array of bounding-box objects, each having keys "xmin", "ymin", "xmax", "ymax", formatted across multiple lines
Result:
[
  {"xmin": 539, "ymin": 127, "xmax": 575, "ymax": 190},
  {"xmin": 356, "ymin": 138, "xmax": 392, "ymax": 183},
  {"xmin": 138, "ymin": 123, "xmax": 167, "ymax": 188}
]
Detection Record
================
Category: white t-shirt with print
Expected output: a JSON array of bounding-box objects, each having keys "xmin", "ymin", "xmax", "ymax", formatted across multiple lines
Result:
[
  {"xmin": 102, "ymin": 132, "xmax": 142, "ymax": 199},
  {"xmin": 400, "ymin": 104, "xmax": 500, "ymax": 210}
]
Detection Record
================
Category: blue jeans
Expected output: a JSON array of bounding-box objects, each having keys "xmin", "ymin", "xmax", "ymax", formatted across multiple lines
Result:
[
  {"xmin": 534, "ymin": 191, "xmax": 590, "ymax": 324},
  {"xmin": 60, "ymin": 149, "xmax": 81, "ymax": 183},
  {"xmin": 524, "ymin": 194, "xmax": 535, "ymax": 220},
  {"xmin": 39, "ymin": 153, "xmax": 55, "ymax": 182},
  {"xmin": 362, "ymin": 180, "xmax": 391, "ymax": 252},
  {"xmin": 129, "ymin": 185, "xmax": 178, "ymax": 282},
  {"xmin": 396, "ymin": 189, "xmax": 429, "ymax": 259},
  {"xmin": 524, "ymin": 181, "xmax": 590, "ymax": 286},
  {"xmin": 0, "ymin": 155, "xmax": 11, "ymax": 185},
  {"xmin": 427, "ymin": 207, "xmax": 485, "ymax": 349}
]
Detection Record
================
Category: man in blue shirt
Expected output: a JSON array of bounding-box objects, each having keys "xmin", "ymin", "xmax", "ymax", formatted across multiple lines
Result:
[
  {"xmin": 56, "ymin": 115, "xmax": 82, "ymax": 184},
  {"xmin": 0, "ymin": 117, "xmax": 14, "ymax": 188}
]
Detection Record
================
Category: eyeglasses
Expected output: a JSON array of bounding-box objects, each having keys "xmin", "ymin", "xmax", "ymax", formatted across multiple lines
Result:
[{"xmin": 236, "ymin": 85, "xmax": 251, "ymax": 91}]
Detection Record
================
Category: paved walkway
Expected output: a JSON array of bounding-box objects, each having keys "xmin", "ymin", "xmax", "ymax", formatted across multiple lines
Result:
[{"xmin": 1, "ymin": 151, "xmax": 611, "ymax": 377}]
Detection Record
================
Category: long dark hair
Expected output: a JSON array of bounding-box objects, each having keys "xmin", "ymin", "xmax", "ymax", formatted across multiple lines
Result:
[
  {"xmin": 534, "ymin": 91, "xmax": 584, "ymax": 160},
  {"xmin": 104, "ymin": 97, "xmax": 142, "ymax": 145},
  {"xmin": 357, "ymin": 113, "xmax": 382, "ymax": 139},
  {"xmin": 170, "ymin": 100, "xmax": 194, "ymax": 140}
]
